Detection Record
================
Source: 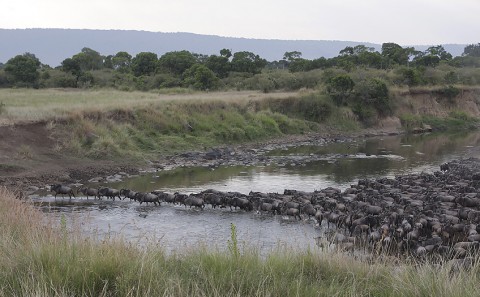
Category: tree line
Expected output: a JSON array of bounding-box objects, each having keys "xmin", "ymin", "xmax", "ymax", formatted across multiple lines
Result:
[{"xmin": 1, "ymin": 42, "xmax": 480, "ymax": 91}]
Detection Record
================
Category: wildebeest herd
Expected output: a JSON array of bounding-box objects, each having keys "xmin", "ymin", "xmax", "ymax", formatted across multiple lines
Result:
[{"xmin": 49, "ymin": 158, "xmax": 480, "ymax": 260}]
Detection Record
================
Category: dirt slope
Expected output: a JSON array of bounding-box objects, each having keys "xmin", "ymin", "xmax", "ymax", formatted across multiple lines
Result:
[{"xmin": 0, "ymin": 122, "xmax": 138, "ymax": 190}]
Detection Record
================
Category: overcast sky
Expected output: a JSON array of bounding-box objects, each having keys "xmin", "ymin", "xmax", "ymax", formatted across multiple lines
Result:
[{"xmin": 2, "ymin": 0, "xmax": 479, "ymax": 45}]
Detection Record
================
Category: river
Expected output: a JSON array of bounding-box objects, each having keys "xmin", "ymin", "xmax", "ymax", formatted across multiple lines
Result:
[{"xmin": 31, "ymin": 131, "xmax": 480, "ymax": 255}]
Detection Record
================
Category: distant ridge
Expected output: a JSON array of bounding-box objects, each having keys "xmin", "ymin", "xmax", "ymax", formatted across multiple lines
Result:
[{"xmin": 0, "ymin": 29, "xmax": 467, "ymax": 67}]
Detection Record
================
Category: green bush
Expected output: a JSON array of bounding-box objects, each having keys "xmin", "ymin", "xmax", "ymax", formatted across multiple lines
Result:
[
  {"xmin": 299, "ymin": 94, "xmax": 334, "ymax": 122},
  {"xmin": 444, "ymin": 71, "xmax": 458, "ymax": 84},
  {"xmin": 396, "ymin": 67, "xmax": 423, "ymax": 86},
  {"xmin": 326, "ymin": 74, "xmax": 355, "ymax": 106},
  {"xmin": 351, "ymin": 104, "xmax": 377, "ymax": 127},
  {"xmin": 263, "ymin": 94, "xmax": 334, "ymax": 123},
  {"xmin": 350, "ymin": 78, "xmax": 392, "ymax": 124},
  {"xmin": 433, "ymin": 85, "xmax": 461, "ymax": 104},
  {"xmin": 399, "ymin": 114, "xmax": 423, "ymax": 131}
]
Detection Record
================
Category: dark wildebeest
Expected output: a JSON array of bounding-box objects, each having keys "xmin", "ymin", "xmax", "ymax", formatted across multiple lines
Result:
[
  {"xmin": 174, "ymin": 192, "xmax": 189, "ymax": 205},
  {"xmin": 135, "ymin": 192, "xmax": 161, "ymax": 206},
  {"xmin": 184, "ymin": 195, "xmax": 205, "ymax": 209},
  {"xmin": 77, "ymin": 187, "xmax": 99, "ymax": 199},
  {"xmin": 98, "ymin": 187, "xmax": 121, "ymax": 201},
  {"xmin": 153, "ymin": 191, "xmax": 175, "ymax": 204},
  {"xmin": 50, "ymin": 184, "xmax": 75, "ymax": 199},
  {"xmin": 284, "ymin": 207, "xmax": 302, "ymax": 220},
  {"xmin": 120, "ymin": 189, "xmax": 138, "ymax": 201}
]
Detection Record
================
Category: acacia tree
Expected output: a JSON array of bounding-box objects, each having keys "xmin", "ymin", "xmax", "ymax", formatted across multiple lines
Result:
[
  {"xmin": 463, "ymin": 43, "xmax": 480, "ymax": 57},
  {"xmin": 4, "ymin": 53, "xmax": 41, "ymax": 86},
  {"xmin": 158, "ymin": 51, "xmax": 197, "ymax": 76},
  {"xmin": 230, "ymin": 51, "xmax": 267, "ymax": 74},
  {"xmin": 206, "ymin": 55, "xmax": 230, "ymax": 78},
  {"xmin": 72, "ymin": 47, "xmax": 104, "ymax": 71},
  {"xmin": 381, "ymin": 43, "xmax": 415, "ymax": 67},
  {"xmin": 111, "ymin": 51, "xmax": 132, "ymax": 73},
  {"xmin": 413, "ymin": 45, "xmax": 452, "ymax": 67},
  {"xmin": 131, "ymin": 52, "xmax": 158, "ymax": 76},
  {"xmin": 183, "ymin": 64, "xmax": 219, "ymax": 90},
  {"xmin": 61, "ymin": 57, "xmax": 83, "ymax": 87}
]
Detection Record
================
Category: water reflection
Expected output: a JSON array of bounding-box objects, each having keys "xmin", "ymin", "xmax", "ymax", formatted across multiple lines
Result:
[{"xmin": 106, "ymin": 131, "xmax": 480, "ymax": 194}]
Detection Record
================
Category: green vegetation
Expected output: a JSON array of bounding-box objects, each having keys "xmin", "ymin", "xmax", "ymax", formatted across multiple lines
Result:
[
  {"xmin": 1, "ymin": 187, "xmax": 480, "ymax": 296},
  {"xmin": 2, "ymin": 43, "xmax": 480, "ymax": 93},
  {"xmin": 1, "ymin": 42, "xmax": 480, "ymax": 132},
  {"xmin": 1, "ymin": 85, "xmax": 478, "ymax": 160},
  {"xmin": 59, "ymin": 94, "xmax": 333, "ymax": 158},
  {"xmin": 400, "ymin": 111, "xmax": 479, "ymax": 132}
]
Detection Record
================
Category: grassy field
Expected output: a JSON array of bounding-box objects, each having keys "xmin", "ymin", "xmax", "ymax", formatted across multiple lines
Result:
[
  {"xmin": 0, "ymin": 89, "xmax": 302, "ymax": 124},
  {"xmin": 0, "ymin": 88, "xmax": 478, "ymax": 161},
  {"xmin": 1, "ymin": 188, "xmax": 480, "ymax": 296},
  {"xmin": 0, "ymin": 89, "xmax": 358, "ymax": 159}
]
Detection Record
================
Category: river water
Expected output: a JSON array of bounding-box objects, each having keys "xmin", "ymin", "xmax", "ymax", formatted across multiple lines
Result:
[{"xmin": 32, "ymin": 131, "xmax": 480, "ymax": 254}]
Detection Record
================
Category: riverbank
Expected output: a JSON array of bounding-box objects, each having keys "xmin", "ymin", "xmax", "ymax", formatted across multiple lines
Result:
[
  {"xmin": 0, "ymin": 88, "xmax": 479, "ymax": 192},
  {"xmin": 1, "ymin": 187, "xmax": 480, "ymax": 296}
]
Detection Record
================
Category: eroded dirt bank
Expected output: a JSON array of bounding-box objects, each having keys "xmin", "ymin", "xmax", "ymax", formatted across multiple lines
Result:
[{"xmin": 0, "ymin": 119, "xmax": 403, "ymax": 192}]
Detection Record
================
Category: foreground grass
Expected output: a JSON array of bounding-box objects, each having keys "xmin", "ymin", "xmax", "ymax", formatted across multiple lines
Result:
[{"xmin": 1, "ymin": 188, "xmax": 480, "ymax": 296}]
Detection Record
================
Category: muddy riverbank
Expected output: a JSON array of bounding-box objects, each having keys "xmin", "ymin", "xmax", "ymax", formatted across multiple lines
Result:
[{"xmin": 0, "ymin": 125, "xmax": 370, "ymax": 191}]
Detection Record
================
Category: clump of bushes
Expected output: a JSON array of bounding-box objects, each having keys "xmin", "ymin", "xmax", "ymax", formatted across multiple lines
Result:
[
  {"xmin": 262, "ymin": 94, "xmax": 334, "ymax": 123},
  {"xmin": 400, "ymin": 111, "xmax": 478, "ymax": 132},
  {"xmin": 433, "ymin": 85, "xmax": 461, "ymax": 104},
  {"xmin": 326, "ymin": 74, "xmax": 392, "ymax": 126}
]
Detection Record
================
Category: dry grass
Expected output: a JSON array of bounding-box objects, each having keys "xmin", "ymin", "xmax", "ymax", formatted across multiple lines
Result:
[{"xmin": 0, "ymin": 89, "xmax": 299, "ymax": 125}]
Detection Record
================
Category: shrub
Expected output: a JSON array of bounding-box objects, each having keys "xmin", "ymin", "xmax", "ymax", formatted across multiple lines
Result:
[
  {"xmin": 399, "ymin": 114, "xmax": 423, "ymax": 131},
  {"xmin": 299, "ymin": 94, "xmax": 334, "ymax": 122},
  {"xmin": 397, "ymin": 67, "xmax": 423, "ymax": 86},
  {"xmin": 444, "ymin": 71, "xmax": 458, "ymax": 84},
  {"xmin": 433, "ymin": 85, "xmax": 461, "ymax": 104},
  {"xmin": 351, "ymin": 78, "xmax": 392, "ymax": 120},
  {"xmin": 326, "ymin": 74, "xmax": 355, "ymax": 106}
]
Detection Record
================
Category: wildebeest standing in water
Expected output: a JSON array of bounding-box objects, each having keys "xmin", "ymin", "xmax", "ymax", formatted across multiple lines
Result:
[
  {"xmin": 77, "ymin": 187, "xmax": 100, "ymax": 199},
  {"xmin": 50, "ymin": 184, "xmax": 75, "ymax": 199}
]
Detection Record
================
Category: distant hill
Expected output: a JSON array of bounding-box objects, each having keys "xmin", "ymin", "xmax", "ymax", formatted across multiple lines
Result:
[{"xmin": 0, "ymin": 29, "xmax": 468, "ymax": 67}]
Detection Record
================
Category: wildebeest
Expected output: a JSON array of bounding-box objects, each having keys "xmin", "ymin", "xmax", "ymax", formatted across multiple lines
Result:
[
  {"xmin": 153, "ymin": 191, "xmax": 175, "ymax": 204},
  {"xmin": 174, "ymin": 192, "xmax": 188, "ymax": 205},
  {"xmin": 135, "ymin": 192, "xmax": 160, "ymax": 206},
  {"xmin": 284, "ymin": 207, "xmax": 301, "ymax": 220},
  {"xmin": 50, "ymin": 184, "xmax": 75, "ymax": 199},
  {"xmin": 228, "ymin": 196, "xmax": 253, "ymax": 211},
  {"xmin": 98, "ymin": 187, "xmax": 121, "ymax": 200},
  {"xmin": 120, "ymin": 189, "xmax": 138, "ymax": 201},
  {"xmin": 184, "ymin": 195, "xmax": 205, "ymax": 209},
  {"xmin": 203, "ymin": 193, "xmax": 224, "ymax": 209},
  {"xmin": 77, "ymin": 187, "xmax": 99, "ymax": 199}
]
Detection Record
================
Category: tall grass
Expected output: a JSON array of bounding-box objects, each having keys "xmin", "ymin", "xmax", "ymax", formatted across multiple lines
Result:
[
  {"xmin": 0, "ymin": 89, "xmax": 298, "ymax": 124},
  {"xmin": 53, "ymin": 94, "xmax": 342, "ymax": 158},
  {"xmin": 1, "ymin": 187, "xmax": 480, "ymax": 296}
]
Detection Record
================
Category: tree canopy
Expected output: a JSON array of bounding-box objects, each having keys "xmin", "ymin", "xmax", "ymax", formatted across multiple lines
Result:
[{"xmin": 4, "ymin": 53, "xmax": 41, "ymax": 86}]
